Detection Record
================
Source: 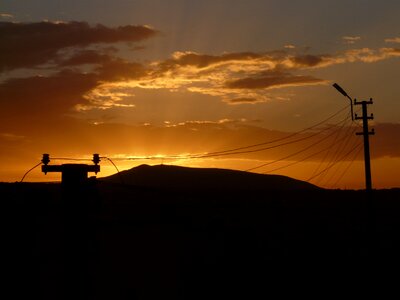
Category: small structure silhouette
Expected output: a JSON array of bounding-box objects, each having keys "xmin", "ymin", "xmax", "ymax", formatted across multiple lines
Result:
[{"xmin": 41, "ymin": 154, "xmax": 100, "ymax": 185}]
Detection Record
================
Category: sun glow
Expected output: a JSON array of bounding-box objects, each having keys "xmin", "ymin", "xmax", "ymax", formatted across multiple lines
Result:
[{"xmin": 1, "ymin": 2, "xmax": 399, "ymax": 189}]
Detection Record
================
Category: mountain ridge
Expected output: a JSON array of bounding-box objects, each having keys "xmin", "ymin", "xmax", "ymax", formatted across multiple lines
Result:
[{"xmin": 100, "ymin": 164, "xmax": 320, "ymax": 190}]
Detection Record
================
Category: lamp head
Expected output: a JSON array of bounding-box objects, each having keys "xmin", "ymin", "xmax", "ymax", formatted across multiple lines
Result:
[{"xmin": 332, "ymin": 83, "xmax": 349, "ymax": 98}]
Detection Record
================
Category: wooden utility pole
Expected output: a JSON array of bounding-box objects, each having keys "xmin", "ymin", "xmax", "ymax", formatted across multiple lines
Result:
[{"xmin": 354, "ymin": 99, "xmax": 374, "ymax": 191}]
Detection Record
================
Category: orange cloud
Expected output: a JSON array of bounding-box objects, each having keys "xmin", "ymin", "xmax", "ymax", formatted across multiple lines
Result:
[
  {"xmin": 3, "ymin": 21, "xmax": 399, "ymax": 110},
  {"xmin": 342, "ymin": 36, "xmax": 361, "ymax": 44},
  {"xmin": 94, "ymin": 45, "xmax": 399, "ymax": 106},
  {"xmin": 343, "ymin": 47, "xmax": 400, "ymax": 62},
  {"xmin": 380, "ymin": 47, "xmax": 400, "ymax": 56},
  {"xmin": 284, "ymin": 44, "xmax": 296, "ymax": 49},
  {"xmin": 385, "ymin": 37, "xmax": 400, "ymax": 43},
  {"xmin": 0, "ymin": 13, "xmax": 13, "ymax": 18},
  {"xmin": 111, "ymin": 51, "xmax": 327, "ymax": 104},
  {"xmin": 1, "ymin": 22, "xmax": 399, "ymax": 133}
]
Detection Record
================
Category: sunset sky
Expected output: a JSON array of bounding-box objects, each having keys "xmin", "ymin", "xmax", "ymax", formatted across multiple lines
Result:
[{"xmin": 1, "ymin": 0, "xmax": 399, "ymax": 188}]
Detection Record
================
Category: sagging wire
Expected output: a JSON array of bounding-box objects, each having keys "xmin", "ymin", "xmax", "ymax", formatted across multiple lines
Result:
[
  {"xmin": 101, "ymin": 156, "xmax": 124, "ymax": 185},
  {"xmin": 307, "ymin": 142, "xmax": 363, "ymax": 182},
  {"xmin": 330, "ymin": 145, "xmax": 363, "ymax": 188},
  {"xmin": 20, "ymin": 162, "xmax": 42, "ymax": 183},
  {"xmin": 262, "ymin": 131, "xmax": 358, "ymax": 175},
  {"xmin": 308, "ymin": 106, "xmax": 361, "ymax": 179},
  {"xmin": 245, "ymin": 114, "xmax": 352, "ymax": 172},
  {"xmin": 101, "ymin": 156, "xmax": 120, "ymax": 174}
]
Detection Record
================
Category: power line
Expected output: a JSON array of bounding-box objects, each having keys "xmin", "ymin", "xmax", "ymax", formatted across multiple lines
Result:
[
  {"xmin": 190, "ymin": 112, "xmax": 351, "ymax": 159},
  {"xmin": 20, "ymin": 105, "xmax": 361, "ymax": 186},
  {"xmin": 262, "ymin": 133, "xmax": 358, "ymax": 175},
  {"xmin": 189, "ymin": 104, "xmax": 350, "ymax": 157},
  {"xmin": 307, "ymin": 142, "xmax": 363, "ymax": 182},
  {"xmin": 94, "ymin": 105, "xmax": 349, "ymax": 163},
  {"xmin": 20, "ymin": 162, "xmax": 42, "ymax": 182},
  {"xmin": 314, "ymin": 125, "xmax": 359, "ymax": 186},
  {"xmin": 245, "ymin": 115, "xmax": 352, "ymax": 172},
  {"xmin": 309, "ymin": 107, "xmax": 360, "ymax": 178},
  {"xmin": 102, "ymin": 156, "xmax": 124, "ymax": 185},
  {"xmin": 330, "ymin": 145, "xmax": 363, "ymax": 188},
  {"xmin": 51, "ymin": 157, "xmax": 93, "ymax": 161},
  {"xmin": 313, "ymin": 125, "xmax": 356, "ymax": 185},
  {"xmin": 102, "ymin": 157, "xmax": 120, "ymax": 174}
]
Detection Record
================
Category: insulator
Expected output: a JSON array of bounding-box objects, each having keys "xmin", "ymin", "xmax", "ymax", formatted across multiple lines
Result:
[
  {"xmin": 42, "ymin": 153, "xmax": 50, "ymax": 165},
  {"xmin": 93, "ymin": 153, "xmax": 100, "ymax": 165}
]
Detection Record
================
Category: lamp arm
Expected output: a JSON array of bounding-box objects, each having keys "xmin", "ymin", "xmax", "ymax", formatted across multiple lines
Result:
[{"xmin": 347, "ymin": 95, "xmax": 354, "ymax": 121}]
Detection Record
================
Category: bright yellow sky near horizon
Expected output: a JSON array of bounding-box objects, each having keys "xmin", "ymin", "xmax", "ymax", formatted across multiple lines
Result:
[{"xmin": 1, "ymin": 0, "xmax": 399, "ymax": 189}]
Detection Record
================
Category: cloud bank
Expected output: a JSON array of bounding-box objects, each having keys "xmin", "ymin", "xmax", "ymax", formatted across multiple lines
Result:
[
  {"xmin": 0, "ymin": 21, "xmax": 158, "ymax": 72},
  {"xmin": 1, "ymin": 20, "xmax": 400, "ymax": 163}
]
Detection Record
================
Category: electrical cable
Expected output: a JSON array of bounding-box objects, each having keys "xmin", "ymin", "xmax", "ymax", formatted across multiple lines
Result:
[
  {"xmin": 315, "ymin": 125, "xmax": 359, "ymax": 185},
  {"xmin": 325, "ymin": 114, "xmax": 365, "ymax": 187},
  {"xmin": 101, "ymin": 105, "xmax": 349, "ymax": 162},
  {"xmin": 313, "ymin": 112, "xmax": 361, "ymax": 184},
  {"xmin": 102, "ymin": 157, "xmax": 120, "ymax": 174},
  {"xmin": 262, "ymin": 134, "xmax": 357, "ymax": 174},
  {"xmin": 308, "ymin": 107, "xmax": 360, "ymax": 178},
  {"xmin": 183, "ymin": 106, "xmax": 347, "ymax": 158},
  {"xmin": 330, "ymin": 145, "xmax": 363, "ymax": 188},
  {"xmin": 20, "ymin": 162, "xmax": 42, "ymax": 183},
  {"xmin": 189, "ymin": 112, "xmax": 351, "ymax": 159},
  {"xmin": 245, "ymin": 115, "xmax": 352, "ymax": 172},
  {"xmin": 307, "ymin": 142, "xmax": 363, "ymax": 182},
  {"xmin": 101, "ymin": 157, "xmax": 124, "ymax": 185},
  {"xmin": 194, "ymin": 104, "xmax": 350, "ymax": 156},
  {"xmin": 51, "ymin": 157, "xmax": 93, "ymax": 161},
  {"xmin": 21, "ymin": 104, "xmax": 361, "ymax": 186}
]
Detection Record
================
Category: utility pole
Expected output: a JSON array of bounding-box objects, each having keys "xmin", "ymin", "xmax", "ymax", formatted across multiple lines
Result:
[
  {"xmin": 333, "ymin": 83, "xmax": 375, "ymax": 191},
  {"xmin": 354, "ymin": 99, "xmax": 374, "ymax": 191}
]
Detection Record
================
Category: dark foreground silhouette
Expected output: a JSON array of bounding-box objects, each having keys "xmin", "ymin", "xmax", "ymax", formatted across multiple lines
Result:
[
  {"xmin": 3, "ymin": 166, "xmax": 400, "ymax": 299},
  {"xmin": 102, "ymin": 164, "xmax": 319, "ymax": 190}
]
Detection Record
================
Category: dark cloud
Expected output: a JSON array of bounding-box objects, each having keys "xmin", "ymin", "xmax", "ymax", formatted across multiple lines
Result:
[
  {"xmin": 158, "ymin": 51, "xmax": 265, "ymax": 71},
  {"xmin": 0, "ymin": 70, "xmax": 98, "ymax": 127},
  {"xmin": 225, "ymin": 72, "xmax": 325, "ymax": 89},
  {"xmin": 59, "ymin": 50, "xmax": 113, "ymax": 66},
  {"xmin": 0, "ymin": 21, "xmax": 158, "ymax": 71},
  {"xmin": 225, "ymin": 98, "xmax": 262, "ymax": 104},
  {"xmin": 0, "ymin": 58, "xmax": 147, "ymax": 128},
  {"xmin": 59, "ymin": 49, "xmax": 148, "ymax": 80},
  {"xmin": 95, "ymin": 59, "xmax": 147, "ymax": 81},
  {"xmin": 290, "ymin": 54, "xmax": 328, "ymax": 67}
]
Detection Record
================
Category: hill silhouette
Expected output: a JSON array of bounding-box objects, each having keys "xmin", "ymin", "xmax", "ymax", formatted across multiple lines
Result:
[
  {"xmin": 3, "ymin": 178, "xmax": 400, "ymax": 299},
  {"xmin": 100, "ymin": 164, "xmax": 320, "ymax": 190}
]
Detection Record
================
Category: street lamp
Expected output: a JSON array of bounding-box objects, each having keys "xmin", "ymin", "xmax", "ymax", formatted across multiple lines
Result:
[
  {"xmin": 332, "ymin": 82, "xmax": 374, "ymax": 191},
  {"xmin": 332, "ymin": 83, "xmax": 354, "ymax": 121}
]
